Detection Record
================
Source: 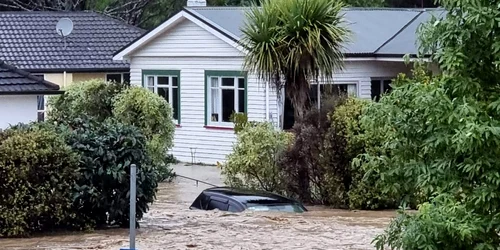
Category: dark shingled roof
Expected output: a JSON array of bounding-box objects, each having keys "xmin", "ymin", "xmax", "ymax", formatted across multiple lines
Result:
[
  {"xmin": 184, "ymin": 7, "xmax": 445, "ymax": 57},
  {"xmin": 0, "ymin": 11, "xmax": 144, "ymax": 72},
  {"xmin": 0, "ymin": 60, "xmax": 62, "ymax": 94}
]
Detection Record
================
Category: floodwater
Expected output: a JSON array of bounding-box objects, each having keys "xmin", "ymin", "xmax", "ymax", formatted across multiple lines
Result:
[{"xmin": 0, "ymin": 164, "xmax": 395, "ymax": 250}]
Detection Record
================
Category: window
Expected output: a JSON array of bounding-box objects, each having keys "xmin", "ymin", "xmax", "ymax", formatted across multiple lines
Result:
[
  {"xmin": 207, "ymin": 199, "xmax": 229, "ymax": 211},
  {"xmin": 142, "ymin": 70, "xmax": 180, "ymax": 123},
  {"xmin": 106, "ymin": 72, "xmax": 130, "ymax": 84},
  {"xmin": 371, "ymin": 79, "xmax": 392, "ymax": 101},
  {"xmin": 205, "ymin": 71, "xmax": 247, "ymax": 127},
  {"xmin": 33, "ymin": 74, "xmax": 45, "ymax": 122},
  {"xmin": 309, "ymin": 83, "xmax": 357, "ymax": 105}
]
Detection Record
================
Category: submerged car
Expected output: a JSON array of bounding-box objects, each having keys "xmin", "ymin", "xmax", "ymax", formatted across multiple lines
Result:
[{"xmin": 190, "ymin": 187, "xmax": 307, "ymax": 213}]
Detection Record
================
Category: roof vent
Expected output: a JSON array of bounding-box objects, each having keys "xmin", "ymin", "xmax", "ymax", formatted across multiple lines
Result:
[{"xmin": 187, "ymin": 0, "xmax": 206, "ymax": 7}]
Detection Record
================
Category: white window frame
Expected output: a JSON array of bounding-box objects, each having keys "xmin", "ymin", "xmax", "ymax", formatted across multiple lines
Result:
[
  {"xmin": 33, "ymin": 74, "xmax": 46, "ymax": 122},
  {"xmin": 206, "ymin": 75, "xmax": 246, "ymax": 127},
  {"xmin": 143, "ymin": 74, "xmax": 179, "ymax": 124},
  {"xmin": 106, "ymin": 72, "xmax": 130, "ymax": 83}
]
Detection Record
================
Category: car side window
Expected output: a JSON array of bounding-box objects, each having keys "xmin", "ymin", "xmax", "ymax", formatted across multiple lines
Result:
[
  {"xmin": 228, "ymin": 204, "xmax": 239, "ymax": 212},
  {"xmin": 208, "ymin": 199, "xmax": 229, "ymax": 211}
]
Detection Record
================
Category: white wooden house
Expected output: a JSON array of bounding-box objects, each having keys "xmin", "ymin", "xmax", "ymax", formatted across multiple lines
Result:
[{"xmin": 113, "ymin": 5, "xmax": 439, "ymax": 164}]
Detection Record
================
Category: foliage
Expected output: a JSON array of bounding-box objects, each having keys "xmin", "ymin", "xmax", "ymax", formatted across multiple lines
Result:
[
  {"xmin": 375, "ymin": 194, "xmax": 499, "ymax": 250},
  {"xmin": 48, "ymin": 79, "xmax": 126, "ymax": 123},
  {"xmin": 280, "ymin": 95, "xmax": 345, "ymax": 205},
  {"xmin": 230, "ymin": 112, "xmax": 258, "ymax": 134},
  {"xmin": 113, "ymin": 86, "xmax": 176, "ymax": 181},
  {"xmin": 64, "ymin": 117, "xmax": 157, "ymax": 228},
  {"xmin": 330, "ymin": 97, "xmax": 398, "ymax": 209},
  {"xmin": 222, "ymin": 122, "xmax": 293, "ymax": 193},
  {"xmin": 0, "ymin": 124, "xmax": 80, "ymax": 236},
  {"xmin": 242, "ymin": 0, "xmax": 349, "ymax": 120},
  {"xmin": 368, "ymin": 0, "xmax": 500, "ymax": 247}
]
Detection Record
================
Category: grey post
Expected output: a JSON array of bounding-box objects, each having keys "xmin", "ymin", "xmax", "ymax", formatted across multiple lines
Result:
[{"xmin": 129, "ymin": 164, "xmax": 137, "ymax": 250}]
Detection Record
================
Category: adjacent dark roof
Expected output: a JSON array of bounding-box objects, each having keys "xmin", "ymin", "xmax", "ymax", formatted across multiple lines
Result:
[
  {"xmin": 0, "ymin": 60, "xmax": 62, "ymax": 94},
  {"xmin": 0, "ymin": 11, "xmax": 144, "ymax": 72},
  {"xmin": 184, "ymin": 7, "xmax": 446, "ymax": 57}
]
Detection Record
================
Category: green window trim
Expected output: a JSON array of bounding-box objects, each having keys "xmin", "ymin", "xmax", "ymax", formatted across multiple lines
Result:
[
  {"xmin": 204, "ymin": 70, "xmax": 248, "ymax": 126},
  {"xmin": 142, "ymin": 69, "xmax": 181, "ymax": 124}
]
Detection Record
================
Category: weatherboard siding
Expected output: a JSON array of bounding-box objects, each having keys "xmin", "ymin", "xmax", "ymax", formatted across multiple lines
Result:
[
  {"xmin": 129, "ymin": 58, "xmax": 409, "ymax": 164},
  {"xmin": 133, "ymin": 19, "xmax": 243, "ymax": 58},
  {"xmin": 0, "ymin": 95, "xmax": 37, "ymax": 129},
  {"xmin": 126, "ymin": 16, "xmax": 411, "ymax": 164},
  {"xmin": 130, "ymin": 56, "xmax": 276, "ymax": 164}
]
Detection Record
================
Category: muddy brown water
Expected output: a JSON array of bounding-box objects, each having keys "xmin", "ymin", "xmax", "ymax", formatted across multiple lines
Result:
[{"xmin": 0, "ymin": 164, "xmax": 395, "ymax": 250}]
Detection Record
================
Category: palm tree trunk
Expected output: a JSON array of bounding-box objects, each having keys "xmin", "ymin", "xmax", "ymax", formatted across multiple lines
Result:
[
  {"xmin": 285, "ymin": 72, "xmax": 311, "ymax": 202},
  {"xmin": 286, "ymin": 73, "xmax": 310, "ymax": 123}
]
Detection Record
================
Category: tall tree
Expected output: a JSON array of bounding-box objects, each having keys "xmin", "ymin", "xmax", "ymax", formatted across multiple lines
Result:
[
  {"xmin": 242, "ymin": 0, "xmax": 350, "ymax": 121},
  {"xmin": 358, "ymin": 0, "xmax": 500, "ymax": 248}
]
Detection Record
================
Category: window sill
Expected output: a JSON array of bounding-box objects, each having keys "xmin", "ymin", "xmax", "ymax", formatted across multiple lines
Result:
[{"xmin": 204, "ymin": 125, "xmax": 234, "ymax": 131}]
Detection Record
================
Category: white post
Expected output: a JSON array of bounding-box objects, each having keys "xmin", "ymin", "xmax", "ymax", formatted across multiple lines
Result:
[
  {"xmin": 317, "ymin": 81, "xmax": 321, "ymax": 110},
  {"xmin": 129, "ymin": 164, "xmax": 137, "ymax": 250},
  {"xmin": 265, "ymin": 83, "xmax": 270, "ymax": 121}
]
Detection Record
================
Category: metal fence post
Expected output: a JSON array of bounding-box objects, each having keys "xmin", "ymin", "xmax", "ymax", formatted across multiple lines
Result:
[{"xmin": 121, "ymin": 163, "xmax": 137, "ymax": 250}]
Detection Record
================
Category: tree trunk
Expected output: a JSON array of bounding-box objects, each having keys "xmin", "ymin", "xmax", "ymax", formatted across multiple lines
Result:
[
  {"xmin": 286, "ymin": 72, "xmax": 310, "ymax": 123},
  {"xmin": 285, "ymin": 72, "xmax": 311, "ymax": 202}
]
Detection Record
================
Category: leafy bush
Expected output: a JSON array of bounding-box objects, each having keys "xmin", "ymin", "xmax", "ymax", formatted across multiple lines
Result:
[
  {"xmin": 222, "ymin": 122, "xmax": 293, "ymax": 193},
  {"xmin": 330, "ymin": 98, "xmax": 401, "ymax": 209},
  {"xmin": 280, "ymin": 95, "xmax": 350, "ymax": 205},
  {"xmin": 113, "ymin": 87, "xmax": 176, "ymax": 181},
  {"xmin": 230, "ymin": 112, "xmax": 258, "ymax": 134},
  {"xmin": 375, "ymin": 195, "xmax": 499, "ymax": 249},
  {"xmin": 48, "ymin": 79, "xmax": 126, "ymax": 122},
  {"xmin": 0, "ymin": 124, "xmax": 80, "ymax": 236},
  {"xmin": 64, "ymin": 117, "xmax": 157, "ymax": 228}
]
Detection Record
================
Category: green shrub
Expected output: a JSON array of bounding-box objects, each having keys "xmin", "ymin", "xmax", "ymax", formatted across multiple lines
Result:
[
  {"xmin": 230, "ymin": 112, "xmax": 258, "ymax": 134},
  {"xmin": 222, "ymin": 122, "xmax": 293, "ymax": 193},
  {"xmin": 0, "ymin": 124, "xmax": 80, "ymax": 236},
  {"xmin": 375, "ymin": 195, "xmax": 499, "ymax": 249},
  {"xmin": 47, "ymin": 79, "xmax": 126, "ymax": 122},
  {"xmin": 113, "ymin": 87, "xmax": 175, "ymax": 181},
  {"xmin": 330, "ymin": 97, "xmax": 400, "ymax": 209},
  {"xmin": 280, "ymin": 95, "xmax": 348, "ymax": 205},
  {"xmin": 64, "ymin": 117, "xmax": 157, "ymax": 228}
]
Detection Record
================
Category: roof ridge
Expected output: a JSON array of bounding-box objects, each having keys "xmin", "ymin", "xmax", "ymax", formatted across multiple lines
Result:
[{"xmin": 373, "ymin": 10, "xmax": 424, "ymax": 54}]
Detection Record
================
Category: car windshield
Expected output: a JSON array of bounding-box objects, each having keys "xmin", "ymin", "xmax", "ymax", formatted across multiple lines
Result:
[{"xmin": 246, "ymin": 203, "xmax": 305, "ymax": 213}]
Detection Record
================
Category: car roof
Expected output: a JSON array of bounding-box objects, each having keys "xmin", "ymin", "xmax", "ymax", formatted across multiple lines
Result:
[{"xmin": 202, "ymin": 187, "xmax": 298, "ymax": 204}]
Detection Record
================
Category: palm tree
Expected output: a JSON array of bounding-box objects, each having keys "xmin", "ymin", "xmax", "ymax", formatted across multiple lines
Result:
[{"xmin": 242, "ymin": 0, "xmax": 350, "ymax": 123}]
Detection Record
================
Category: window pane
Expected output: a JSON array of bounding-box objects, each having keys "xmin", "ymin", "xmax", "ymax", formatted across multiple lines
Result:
[
  {"xmin": 158, "ymin": 87, "xmax": 169, "ymax": 102},
  {"xmin": 371, "ymin": 80, "xmax": 382, "ymax": 101},
  {"xmin": 383, "ymin": 80, "xmax": 392, "ymax": 93},
  {"xmin": 211, "ymin": 88, "xmax": 220, "ymax": 122},
  {"xmin": 107, "ymin": 74, "xmax": 121, "ymax": 83},
  {"xmin": 331, "ymin": 84, "xmax": 348, "ymax": 96},
  {"xmin": 123, "ymin": 73, "xmax": 130, "ymax": 84},
  {"xmin": 172, "ymin": 76, "xmax": 178, "ymax": 87},
  {"xmin": 222, "ymin": 89, "xmax": 235, "ymax": 122},
  {"xmin": 158, "ymin": 76, "xmax": 169, "ymax": 85},
  {"xmin": 238, "ymin": 78, "xmax": 245, "ymax": 89},
  {"xmin": 211, "ymin": 77, "xmax": 219, "ymax": 88},
  {"xmin": 147, "ymin": 76, "xmax": 155, "ymax": 87},
  {"xmin": 37, "ymin": 95, "xmax": 45, "ymax": 110},
  {"xmin": 173, "ymin": 87, "xmax": 179, "ymax": 121},
  {"xmin": 37, "ymin": 112, "xmax": 45, "ymax": 122},
  {"xmin": 222, "ymin": 77, "xmax": 234, "ymax": 87},
  {"xmin": 238, "ymin": 89, "xmax": 245, "ymax": 113},
  {"xmin": 347, "ymin": 84, "xmax": 357, "ymax": 97}
]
